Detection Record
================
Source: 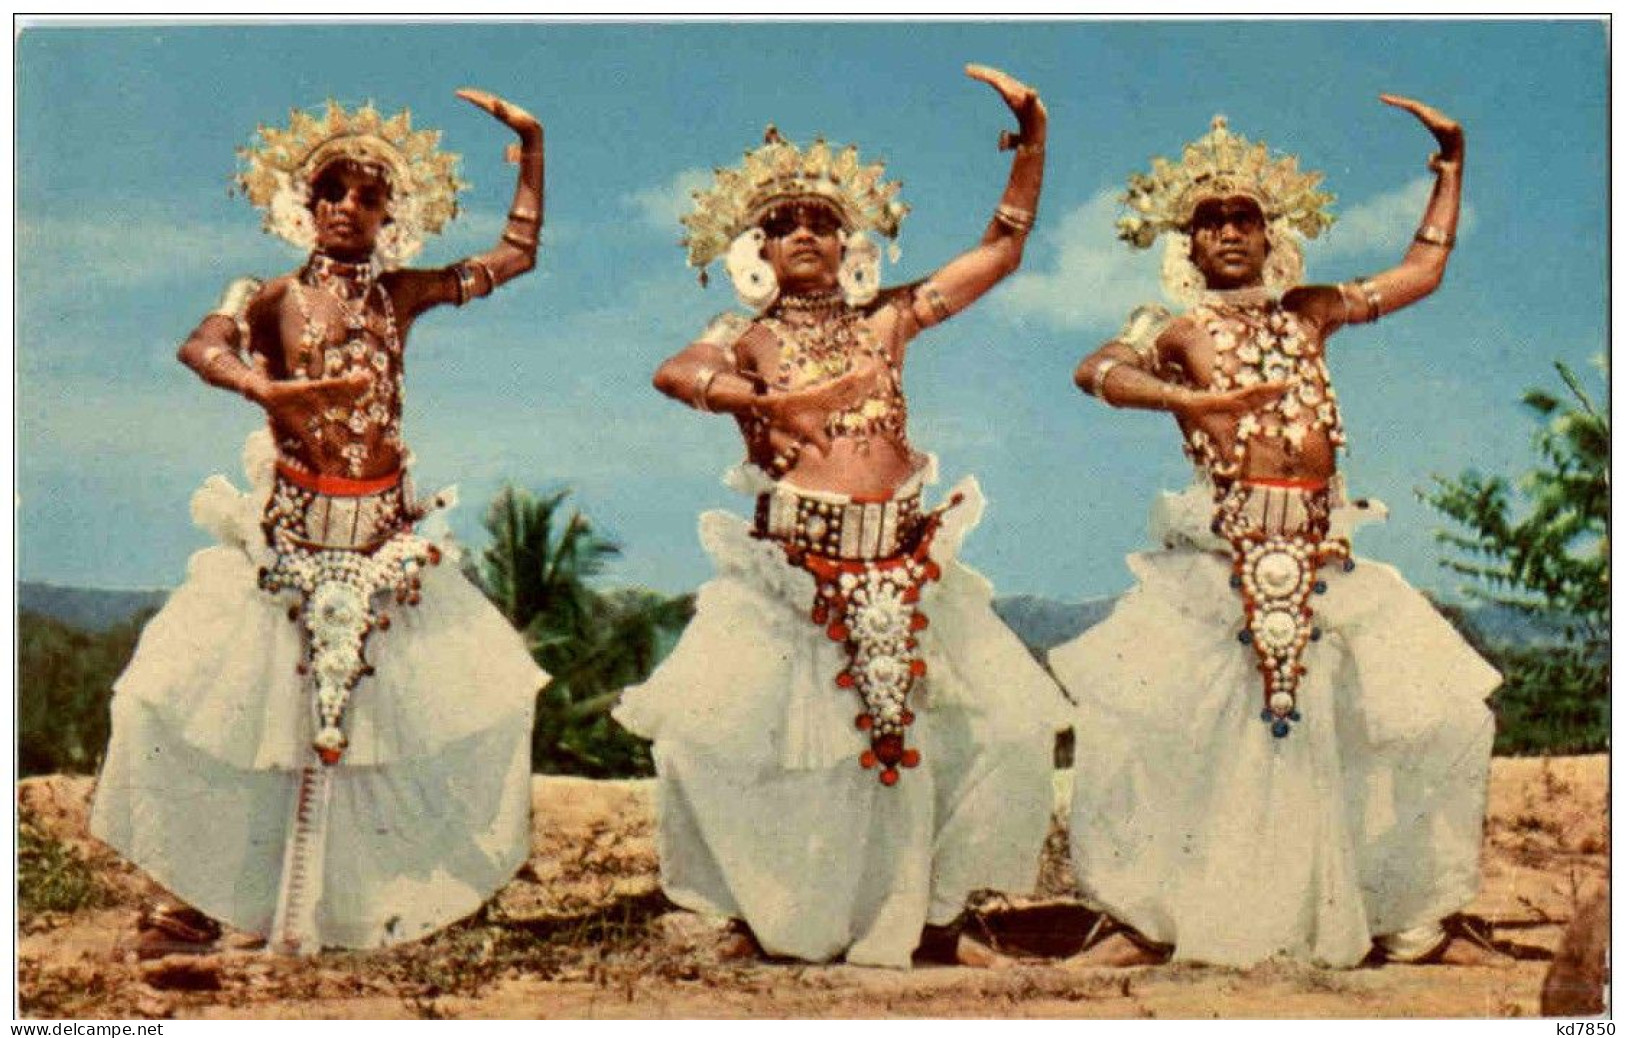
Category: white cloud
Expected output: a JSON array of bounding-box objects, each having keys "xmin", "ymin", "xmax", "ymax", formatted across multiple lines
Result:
[
  {"xmin": 994, "ymin": 189, "xmax": 1162, "ymax": 330},
  {"xmin": 624, "ymin": 167, "xmax": 712, "ymax": 231},
  {"xmin": 1315, "ymin": 175, "xmax": 1476, "ymax": 261}
]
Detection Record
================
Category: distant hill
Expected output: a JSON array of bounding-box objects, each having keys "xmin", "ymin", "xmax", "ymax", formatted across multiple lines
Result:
[
  {"xmin": 16, "ymin": 580, "xmax": 1571, "ymax": 652},
  {"xmin": 992, "ymin": 594, "xmax": 1118, "ymax": 660},
  {"xmin": 17, "ymin": 583, "xmax": 169, "ymax": 632}
]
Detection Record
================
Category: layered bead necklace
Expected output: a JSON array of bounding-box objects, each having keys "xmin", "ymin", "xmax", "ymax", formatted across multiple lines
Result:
[{"xmin": 756, "ymin": 292, "xmax": 907, "ymax": 474}]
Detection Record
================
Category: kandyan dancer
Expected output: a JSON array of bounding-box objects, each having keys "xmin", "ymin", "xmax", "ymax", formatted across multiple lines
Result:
[
  {"xmin": 615, "ymin": 65, "xmax": 1066, "ymax": 968},
  {"xmin": 1054, "ymin": 99, "xmax": 1503, "ymax": 968},
  {"xmin": 91, "ymin": 90, "xmax": 549, "ymax": 956}
]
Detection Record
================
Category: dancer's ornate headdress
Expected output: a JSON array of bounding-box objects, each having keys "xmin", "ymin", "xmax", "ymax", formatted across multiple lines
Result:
[
  {"xmin": 682, "ymin": 127, "xmax": 909, "ymax": 275},
  {"xmin": 235, "ymin": 100, "xmax": 466, "ymax": 266},
  {"xmin": 1117, "ymin": 116, "xmax": 1335, "ymax": 249}
]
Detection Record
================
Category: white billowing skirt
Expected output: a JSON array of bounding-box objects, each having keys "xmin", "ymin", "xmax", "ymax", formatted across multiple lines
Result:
[
  {"xmin": 1051, "ymin": 483, "xmax": 1500, "ymax": 968},
  {"xmin": 90, "ymin": 433, "xmax": 546, "ymax": 949},
  {"xmin": 614, "ymin": 468, "xmax": 1067, "ymax": 968}
]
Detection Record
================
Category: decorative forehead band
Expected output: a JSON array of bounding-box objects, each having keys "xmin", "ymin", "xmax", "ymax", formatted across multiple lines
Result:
[
  {"xmin": 1117, "ymin": 115, "xmax": 1336, "ymax": 250},
  {"xmin": 681, "ymin": 125, "xmax": 909, "ymax": 273}
]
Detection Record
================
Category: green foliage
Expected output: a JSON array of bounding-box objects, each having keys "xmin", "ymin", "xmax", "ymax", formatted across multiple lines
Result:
[
  {"xmin": 18, "ymin": 609, "xmax": 152, "ymax": 777},
  {"xmin": 1481, "ymin": 644, "xmax": 1610, "ymax": 756},
  {"xmin": 469, "ymin": 485, "xmax": 692, "ymax": 777},
  {"xmin": 1421, "ymin": 358, "xmax": 1609, "ymax": 754},
  {"xmin": 18, "ymin": 812, "xmax": 112, "ymax": 920}
]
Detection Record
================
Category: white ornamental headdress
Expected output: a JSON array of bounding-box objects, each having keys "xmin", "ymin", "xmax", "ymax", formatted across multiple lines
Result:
[
  {"xmin": 1117, "ymin": 116, "xmax": 1335, "ymax": 249},
  {"xmin": 681, "ymin": 126, "xmax": 909, "ymax": 280},
  {"xmin": 235, "ymin": 100, "xmax": 466, "ymax": 268},
  {"xmin": 1119, "ymin": 116, "xmax": 1336, "ymax": 301}
]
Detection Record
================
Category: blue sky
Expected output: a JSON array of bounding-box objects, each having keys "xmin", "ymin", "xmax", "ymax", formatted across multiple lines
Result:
[{"xmin": 16, "ymin": 19, "xmax": 1609, "ymax": 603}]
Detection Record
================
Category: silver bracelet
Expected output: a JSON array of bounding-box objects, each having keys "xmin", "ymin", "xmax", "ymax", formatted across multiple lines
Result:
[
  {"xmin": 994, "ymin": 204, "xmax": 1035, "ymax": 233},
  {"xmin": 502, "ymin": 228, "xmax": 539, "ymax": 251},
  {"xmin": 998, "ymin": 130, "xmax": 1045, "ymax": 156},
  {"xmin": 1413, "ymin": 224, "xmax": 1455, "ymax": 248},
  {"xmin": 1090, "ymin": 358, "xmax": 1122, "ymax": 401},
  {"xmin": 694, "ymin": 367, "xmax": 720, "ymax": 412}
]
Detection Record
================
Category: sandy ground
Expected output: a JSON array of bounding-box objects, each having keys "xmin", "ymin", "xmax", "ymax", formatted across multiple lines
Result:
[{"xmin": 16, "ymin": 755, "xmax": 1608, "ymax": 1019}]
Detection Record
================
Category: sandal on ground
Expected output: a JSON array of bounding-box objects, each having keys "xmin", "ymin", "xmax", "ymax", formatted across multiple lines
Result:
[{"xmin": 1407, "ymin": 914, "xmax": 1510, "ymax": 965}]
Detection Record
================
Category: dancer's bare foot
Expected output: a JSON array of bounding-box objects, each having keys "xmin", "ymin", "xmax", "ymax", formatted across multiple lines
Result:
[
  {"xmin": 1065, "ymin": 931, "xmax": 1166, "ymax": 968},
  {"xmin": 954, "ymin": 933, "xmax": 1016, "ymax": 969},
  {"xmin": 715, "ymin": 920, "xmax": 762, "ymax": 962}
]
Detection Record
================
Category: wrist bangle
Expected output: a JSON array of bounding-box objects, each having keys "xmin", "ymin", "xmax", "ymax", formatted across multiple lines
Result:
[
  {"xmin": 1427, "ymin": 152, "xmax": 1460, "ymax": 175},
  {"xmin": 694, "ymin": 367, "xmax": 720, "ymax": 412},
  {"xmin": 502, "ymin": 228, "xmax": 539, "ymax": 250},
  {"xmin": 508, "ymin": 205, "xmax": 540, "ymax": 224},
  {"xmin": 1090, "ymin": 358, "xmax": 1121, "ymax": 402},
  {"xmin": 1413, "ymin": 224, "xmax": 1455, "ymax": 248},
  {"xmin": 997, "ymin": 130, "xmax": 1045, "ymax": 155},
  {"xmin": 994, "ymin": 204, "xmax": 1035, "ymax": 233}
]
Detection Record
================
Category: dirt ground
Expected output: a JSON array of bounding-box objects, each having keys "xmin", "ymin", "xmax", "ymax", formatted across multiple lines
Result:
[{"xmin": 16, "ymin": 755, "xmax": 1608, "ymax": 1019}]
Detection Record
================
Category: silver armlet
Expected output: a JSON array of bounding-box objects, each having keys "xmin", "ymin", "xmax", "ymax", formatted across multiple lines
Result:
[
  {"xmin": 1356, "ymin": 278, "xmax": 1384, "ymax": 323},
  {"xmin": 917, "ymin": 283, "xmax": 953, "ymax": 328},
  {"xmin": 453, "ymin": 259, "xmax": 498, "ymax": 306},
  {"xmin": 211, "ymin": 277, "xmax": 262, "ymax": 320}
]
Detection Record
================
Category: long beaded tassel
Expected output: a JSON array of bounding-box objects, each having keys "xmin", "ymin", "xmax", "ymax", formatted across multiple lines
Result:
[
  {"xmin": 794, "ymin": 495, "xmax": 960, "ymax": 785},
  {"xmin": 1217, "ymin": 492, "xmax": 1351, "ymax": 739},
  {"xmin": 268, "ymin": 763, "xmax": 333, "ymax": 955}
]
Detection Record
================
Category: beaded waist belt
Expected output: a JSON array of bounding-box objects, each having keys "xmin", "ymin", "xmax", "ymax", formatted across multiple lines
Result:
[
  {"xmin": 1215, "ymin": 477, "xmax": 1351, "ymax": 740},
  {"xmin": 759, "ymin": 485, "xmax": 965, "ymax": 787},
  {"xmin": 754, "ymin": 483, "xmax": 924, "ymax": 561},
  {"xmin": 267, "ymin": 462, "xmax": 410, "ymax": 552}
]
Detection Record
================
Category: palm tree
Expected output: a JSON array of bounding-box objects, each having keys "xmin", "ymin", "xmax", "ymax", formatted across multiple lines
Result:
[{"xmin": 469, "ymin": 484, "xmax": 692, "ymax": 776}]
